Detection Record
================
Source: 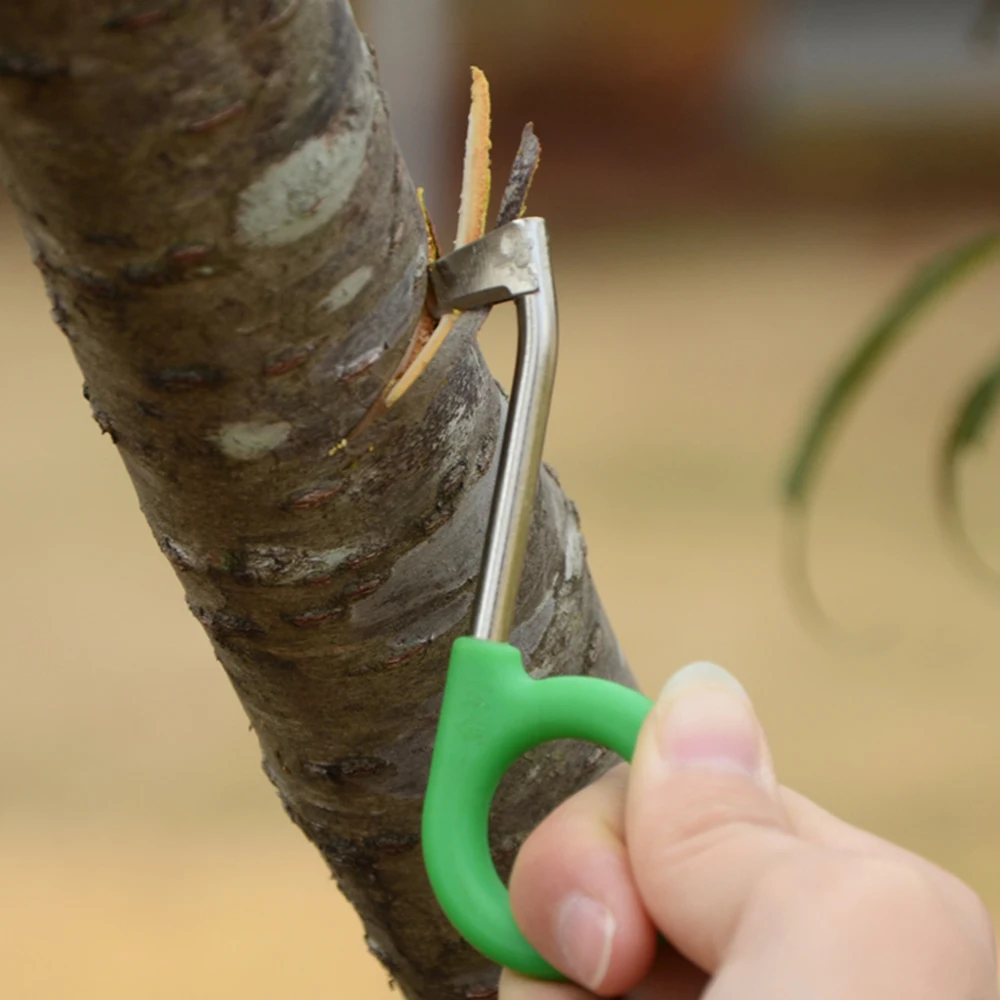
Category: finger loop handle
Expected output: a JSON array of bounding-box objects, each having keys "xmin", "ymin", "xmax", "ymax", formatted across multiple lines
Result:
[{"xmin": 422, "ymin": 638, "xmax": 653, "ymax": 980}]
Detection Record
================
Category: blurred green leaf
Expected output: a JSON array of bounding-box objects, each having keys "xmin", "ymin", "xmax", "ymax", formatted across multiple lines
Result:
[
  {"xmin": 937, "ymin": 352, "xmax": 1000, "ymax": 583},
  {"xmin": 784, "ymin": 231, "xmax": 1000, "ymax": 507},
  {"xmin": 782, "ymin": 230, "xmax": 1000, "ymax": 635}
]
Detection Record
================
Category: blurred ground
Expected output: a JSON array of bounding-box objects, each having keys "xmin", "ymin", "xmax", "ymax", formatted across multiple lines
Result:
[{"xmin": 2, "ymin": 195, "xmax": 999, "ymax": 996}]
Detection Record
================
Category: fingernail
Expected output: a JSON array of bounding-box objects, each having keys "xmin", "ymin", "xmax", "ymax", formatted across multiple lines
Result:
[
  {"xmin": 657, "ymin": 661, "xmax": 763, "ymax": 779},
  {"xmin": 556, "ymin": 892, "xmax": 616, "ymax": 990}
]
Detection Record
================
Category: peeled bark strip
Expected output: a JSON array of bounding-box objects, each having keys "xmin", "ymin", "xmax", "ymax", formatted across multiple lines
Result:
[{"xmin": 0, "ymin": 3, "xmax": 636, "ymax": 996}]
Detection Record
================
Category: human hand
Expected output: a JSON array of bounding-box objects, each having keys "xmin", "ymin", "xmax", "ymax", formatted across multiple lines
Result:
[{"xmin": 500, "ymin": 662, "xmax": 998, "ymax": 1000}]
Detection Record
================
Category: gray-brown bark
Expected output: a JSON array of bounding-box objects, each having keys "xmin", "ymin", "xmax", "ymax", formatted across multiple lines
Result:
[{"xmin": 0, "ymin": 3, "xmax": 636, "ymax": 997}]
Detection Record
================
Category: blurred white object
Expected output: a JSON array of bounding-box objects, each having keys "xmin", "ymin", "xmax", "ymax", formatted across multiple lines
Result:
[{"xmin": 742, "ymin": 0, "xmax": 1000, "ymax": 125}]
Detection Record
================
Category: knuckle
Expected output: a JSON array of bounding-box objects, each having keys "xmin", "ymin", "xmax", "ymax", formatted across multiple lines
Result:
[
  {"xmin": 749, "ymin": 854, "xmax": 930, "ymax": 932},
  {"xmin": 797, "ymin": 855, "xmax": 993, "ymax": 955},
  {"xmin": 822, "ymin": 855, "xmax": 931, "ymax": 913},
  {"xmin": 794, "ymin": 854, "xmax": 940, "ymax": 919}
]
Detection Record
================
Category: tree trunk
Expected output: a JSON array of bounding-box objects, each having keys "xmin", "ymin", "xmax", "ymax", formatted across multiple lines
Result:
[{"xmin": 0, "ymin": 2, "xmax": 636, "ymax": 996}]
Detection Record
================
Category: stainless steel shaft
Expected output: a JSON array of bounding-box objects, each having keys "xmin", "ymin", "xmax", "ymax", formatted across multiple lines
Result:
[{"xmin": 428, "ymin": 217, "xmax": 559, "ymax": 643}]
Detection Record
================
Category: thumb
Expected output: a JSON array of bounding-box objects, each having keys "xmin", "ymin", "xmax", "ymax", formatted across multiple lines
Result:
[{"xmin": 624, "ymin": 661, "xmax": 801, "ymax": 973}]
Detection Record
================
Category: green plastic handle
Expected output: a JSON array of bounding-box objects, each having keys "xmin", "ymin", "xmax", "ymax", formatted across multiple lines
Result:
[{"xmin": 422, "ymin": 636, "xmax": 654, "ymax": 981}]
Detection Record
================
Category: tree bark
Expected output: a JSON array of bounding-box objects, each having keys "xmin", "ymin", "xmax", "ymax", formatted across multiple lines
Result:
[{"xmin": 0, "ymin": 3, "xmax": 636, "ymax": 997}]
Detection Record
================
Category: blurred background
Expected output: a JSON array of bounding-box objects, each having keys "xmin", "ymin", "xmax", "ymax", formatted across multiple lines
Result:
[{"xmin": 2, "ymin": 1, "xmax": 999, "ymax": 996}]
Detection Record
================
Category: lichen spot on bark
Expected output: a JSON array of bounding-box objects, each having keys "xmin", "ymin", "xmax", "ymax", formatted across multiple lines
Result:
[
  {"xmin": 563, "ymin": 509, "xmax": 586, "ymax": 583},
  {"xmin": 235, "ymin": 544, "xmax": 359, "ymax": 584},
  {"xmin": 212, "ymin": 420, "xmax": 292, "ymax": 460},
  {"xmin": 234, "ymin": 95, "xmax": 375, "ymax": 248},
  {"xmin": 319, "ymin": 265, "xmax": 372, "ymax": 312}
]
